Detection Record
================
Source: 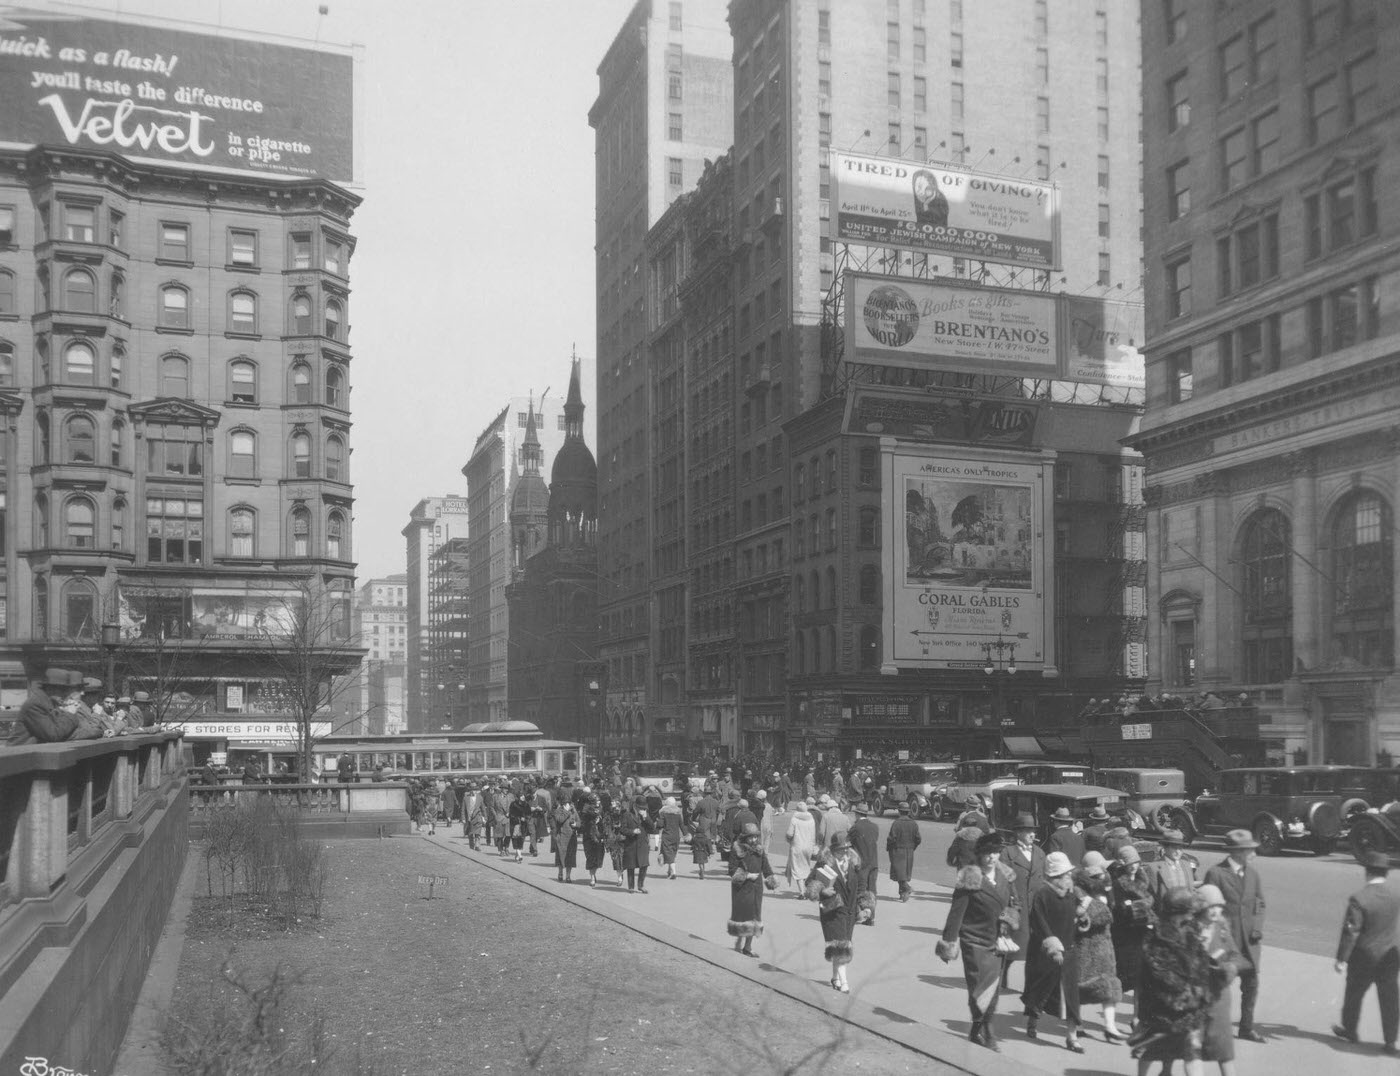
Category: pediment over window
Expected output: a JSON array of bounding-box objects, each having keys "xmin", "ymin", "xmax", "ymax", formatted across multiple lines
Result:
[
  {"xmin": 1308, "ymin": 148, "xmax": 1381, "ymax": 189},
  {"xmin": 1159, "ymin": 588, "xmax": 1202, "ymax": 621},
  {"xmin": 128, "ymin": 397, "xmax": 221, "ymax": 427},
  {"xmin": 0, "ymin": 390, "xmax": 25, "ymax": 416}
]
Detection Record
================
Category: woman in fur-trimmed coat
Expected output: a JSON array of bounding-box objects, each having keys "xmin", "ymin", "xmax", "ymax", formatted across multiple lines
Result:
[
  {"xmin": 1129, "ymin": 887, "xmax": 1213, "ymax": 1074},
  {"xmin": 727, "ymin": 823, "xmax": 778, "ymax": 956},
  {"xmin": 658, "ymin": 796, "xmax": 685, "ymax": 878},
  {"xmin": 804, "ymin": 831, "xmax": 872, "ymax": 994}
]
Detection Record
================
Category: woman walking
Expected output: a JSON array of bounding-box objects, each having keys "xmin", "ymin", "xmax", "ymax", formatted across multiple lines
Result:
[
  {"xmin": 507, "ymin": 788, "xmax": 531, "ymax": 862},
  {"xmin": 619, "ymin": 795, "xmax": 654, "ymax": 893},
  {"xmin": 805, "ymin": 831, "xmax": 871, "ymax": 994},
  {"xmin": 937, "ymin": 832, "xmax": 1019, "ymax": 1051},
  {"xmin": 644, "ymin": 785, "xmax": 664, "ymax": 853},
  {"xmin": 1022, "ymin": 851, "xmax": 1087, "ymax": 1053},
  {"xmin": 785, "ymin": 799, "xmax": 818, "ymax": 895},
  {"xmin": 728, "ymin": 822, "xmax": 778, "ymax": 957},
  {"xmin": 690, "ymin": 788, "xmax": 719, "ymax": 878},
  {"xmin": 606, "ymin": 797, "xmax": 627, "ymax": 884},
  {"xmin": 552, "ymin": 796, "xmax": 580, "ymax": 884},
  {"xmin": 1110, "ymin": 844, "xmax": 1155, "ymax": 1015},
  {"xmin": 1129, "ymin": 887, "xmax": 1213, "ymax": 1076},
  {"xmin": 579, "ymin": 791, "xmax": 608, "ymax": 888},
  {"xmin": 1076, "ymin": 868, "xmax": 1127, "ymax": 1041},
  {"xmin": 658, "ymin": 796, "xmax": 684, "ymax": 879},
  {"xmin": 1194, "ymin": 883, "xmax": 1242, "ymax": 1076}
]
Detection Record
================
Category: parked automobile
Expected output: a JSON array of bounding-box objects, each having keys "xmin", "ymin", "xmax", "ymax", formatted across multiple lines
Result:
[
  {"xmin": 1016, "ymin": 762, "xmax": 1091, "ymax": 786},
  {"xmin": 1190, "ymin": 766, "xmax": 1346, "ymax": 856},
  {"xmin": 991, "ymin": 784, "xmax": 1128, "ymax": 845},
  {"xmin": 1331, "ymin": 767, "xmax": 1400, "ymax": 823},
  {"xmin": 1092, "ymin": 767, "xmax": 1191, "ymax": 836},
  {"xmin": 939, "ymin": 759, "xmax": 1024, "ymax": 818},
  {"xmin": 885, "ymin": 762, "xmax": 956, "ymax": 819}
]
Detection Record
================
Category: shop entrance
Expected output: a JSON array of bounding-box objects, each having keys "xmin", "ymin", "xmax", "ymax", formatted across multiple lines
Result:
[{"xmin": 1322, "ymin": 695, "xmax": 1371, "ymax": 766}]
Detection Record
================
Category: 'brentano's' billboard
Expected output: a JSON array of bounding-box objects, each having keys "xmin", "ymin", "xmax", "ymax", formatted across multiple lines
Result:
[
  {"xmin": 0, "ymin": 6, "xmax": 356, "ymax": 183},
  {"xmin": 848, "ymin": 273, "xmax": 1059, "ymax": 379},
  {"xmin": 831, "ymin": 151, "xmax": 1060, "ymax": 270},
  {"xmin": 881, "ymin": 444, "xmax": 1055, "ymax": 674}
]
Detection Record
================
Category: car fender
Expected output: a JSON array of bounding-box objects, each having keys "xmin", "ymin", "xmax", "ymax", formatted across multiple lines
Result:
[{"xmin": 1251, "ymin": 811, "xmax": 1286, "ymax": 835}]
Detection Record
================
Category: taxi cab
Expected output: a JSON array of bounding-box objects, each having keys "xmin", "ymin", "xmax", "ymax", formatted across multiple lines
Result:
[{"xmin": 992, "ymin": 783, "xmax": 1127, "ymax": 845}]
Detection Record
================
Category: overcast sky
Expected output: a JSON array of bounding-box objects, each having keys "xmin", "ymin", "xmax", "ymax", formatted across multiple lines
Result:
[{"xmin": 50, "ymin": 0, "xmax": 638, "ymax": 579}]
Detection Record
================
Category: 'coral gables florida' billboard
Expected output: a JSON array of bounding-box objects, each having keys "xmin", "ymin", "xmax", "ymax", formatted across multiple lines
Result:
[
  {"xmin": 881, "ymin": 443, "xmax": 1057, "ymax": 674},
  {"xmin": 0, "ymin": 6, "xmax": 356, "ymax": 183}
]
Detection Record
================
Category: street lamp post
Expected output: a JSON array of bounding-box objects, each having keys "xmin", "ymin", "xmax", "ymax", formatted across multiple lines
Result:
[
  {"xmin": 101, "ymin": 622, "xmax": 121, "ymax": 695},
  {"xmin": 981, "ymin": 635, "xmax": 1018, "ymax": 731}
]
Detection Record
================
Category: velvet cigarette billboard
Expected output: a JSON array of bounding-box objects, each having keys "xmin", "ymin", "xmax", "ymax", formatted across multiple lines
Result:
[
  {"xmin": 1061, "ymin": 295, "xmax": 1146, "ymax": 390},
  {"xmin": 848, "ymin": 273, "xmax": 1059, "ymax": 378},
  {"xmin": 831, "ymin": 151, "xmax": 1060, "ymax": 270},
  {"xmin": 881, "ymin": 445, "xmax": 1055, "ymax": 673},
  {"xmin": 0, "ymin": 5, "xmax": 356, "ymax": 183}
]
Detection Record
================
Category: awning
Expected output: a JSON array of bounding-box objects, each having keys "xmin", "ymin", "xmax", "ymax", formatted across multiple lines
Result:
[
  {"xmin": 1037, "ymin": 734, "xmax": 1087, "ymax": 756},
  {"xmin": 1002, "ymin": 736, "xmax": 1046, "ymax": 758}
]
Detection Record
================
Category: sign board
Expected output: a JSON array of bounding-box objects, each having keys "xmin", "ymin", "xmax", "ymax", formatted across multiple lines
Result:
[
  {"xmin": 1061, "ymin": 296, "xmax": 1145, "ymax": 390},
  {"xmin": 882, "ymin": 443, "xmax": 1055, "ymax": 673},
  {"xmin": 850, "ymin": 392, "xmax": 1038, "ymax": 447},
  {"xmin": 0, "ymin": 6, "xmax": 357, "ymax": 183},
  {"xmin": 1121, "ymin": 723, "xmax": 1153, "ymax": 741},
  {"xmin": 180, "ymin": 720, "xmax": 332, "ymax": 741},
  {"xmin": 416, "ymin": 875, "xmax": 448, "ymax": 900},
  {"xmin": 831, "ymin": 151, "xmax": 1060, "ymax": 270},
  {"xmin": 848, "ymin": 273, "xmax": 1058, "ymax": 379}
]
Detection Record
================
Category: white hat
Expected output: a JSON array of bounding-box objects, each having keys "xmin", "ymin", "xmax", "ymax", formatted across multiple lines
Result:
[
  {"xmin": 755, "ymin": 789, "xmax": 767, "ymax": 799},
  {"xmin": 663, "ymin": 796, "xmax": 676, "ymax": 807},
  {"xmin": 1044, "ymin": 851, "xmax": 1073, "ymax": 878}
]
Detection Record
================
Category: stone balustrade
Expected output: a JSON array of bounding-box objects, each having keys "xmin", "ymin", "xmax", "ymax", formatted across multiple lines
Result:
[{"xmin": 187, "ymin": 779, "xmax": 412, "ymax": 838}]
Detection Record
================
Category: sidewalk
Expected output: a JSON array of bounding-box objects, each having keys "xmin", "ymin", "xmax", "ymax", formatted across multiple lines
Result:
[{"xmin": 432, "ymin": 832, "xmax": 1392, "ymax": 1076}]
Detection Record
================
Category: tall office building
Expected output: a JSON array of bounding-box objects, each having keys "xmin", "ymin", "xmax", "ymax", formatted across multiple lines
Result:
[
  {"xmin": 344, "ymin": 574, "xmax": 407, "ymax": 735},
  {"xmin": 402, "ymin": 496, "xmax": 469, "ymax": 730},
  {"xmin": 426, "ymin": 537, "xmax": 470, "ymax": 729},
  {"xmin": 0, "ymin": 9, "xmax": 363, "ymax": 761},
  {"xmin": 462, "ymin": 395, "xmax": 566, "ymax": 723},
  {"xmin": 1132, "ymin": 1, "xmax": 1399, "ymax": 765},
  {"xmin": 590, "ymin": 0, "xmax": 735, "ymax": 753}
]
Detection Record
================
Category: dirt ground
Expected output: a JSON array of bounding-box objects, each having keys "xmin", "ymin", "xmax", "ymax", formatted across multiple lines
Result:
[{"xmin": 164, "ymin": 836, "xmax": 936, "ymax": 1076}]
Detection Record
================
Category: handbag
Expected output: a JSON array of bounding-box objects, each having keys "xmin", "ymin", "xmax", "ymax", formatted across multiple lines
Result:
[{"xmin": 819, "ymin": 891, "xmax": 846, "ymax": 913}]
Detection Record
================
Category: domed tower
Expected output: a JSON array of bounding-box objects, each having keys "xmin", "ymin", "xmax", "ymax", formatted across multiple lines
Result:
[
  {"xmin": 549, "ymin": 356, "xmax": 597, "ymax": 548},
  {"xmin": 510, "ymin": 401, "xmax": 550, "ymax": 569}
]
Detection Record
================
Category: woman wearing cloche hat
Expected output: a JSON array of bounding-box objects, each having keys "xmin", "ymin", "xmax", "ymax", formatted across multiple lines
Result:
[
  {"xmin": 1022, "ymin": 850, "xmax": 1087, "ymax": 1052},
  {"xmin": 804, "ymin": 830, "xmax": 870, "ymax": 994},
  {"xmin": 1129, "ymin": 887, "xmax": 1213, "ymax": 1074},
  {"xmin": 727, "ymin": 821, "xmax": 778, "ymax": 958}
]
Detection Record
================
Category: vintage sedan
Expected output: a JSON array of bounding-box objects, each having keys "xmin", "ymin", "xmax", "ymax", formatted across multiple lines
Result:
[
  {"xmin": 885, "ymin": 762, "xmax": 957, "ymax": 818},
  {"xmin": 1092, "ymin": 767, "xmax": 1191, "ymax": 836},
  {"xmin": 991, "ymin": 783, "xmax": 1127, "ymax": 845},
  {"xmin": 1190, "ymin": 766, "xmax": 1346, "ymax": 856},
  {"xmin": 1015, "ymin": 762, "xmax": 1092, "ymax": 786},
  {"xmin": 939, "ymin": 758, "xmax": 1025, "ymax": 817}
]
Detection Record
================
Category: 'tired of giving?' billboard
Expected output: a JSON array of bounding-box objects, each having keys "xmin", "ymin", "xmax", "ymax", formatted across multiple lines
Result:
[
  {"xmin": 831, "ymin": 151, "xmax": 1060, "ymax": 271},
  {"xmin": 0, "ymin": 6, "xmax": 355, "ymax": 183}
]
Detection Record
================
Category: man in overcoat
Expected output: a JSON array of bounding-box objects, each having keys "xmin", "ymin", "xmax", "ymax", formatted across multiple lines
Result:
[
  {"xmin": 1001, "ymin": 812, "xmax": 1046, "ymax": 987},
  {"xmin": 848, "ymin": 803, "xmax": 880, "ymax": 924},
  {"xmin": 1043, "ymin": 807, "xmax": 1085, "ymax": 866},
  {"xmin": 1203, "ymin": 829, "xmax": 1267, "ymax": 1042},
  {"xmin": 1146, "ymin": 828, "xmax": 1199, "ymax": 910},
  {"xmin": 886, "ymin": 801, "xmax": 921, "ymax": 901},
  {"xmin": 1333, "ymin": 850, "xmax": 1400, "ymax": 1054}
]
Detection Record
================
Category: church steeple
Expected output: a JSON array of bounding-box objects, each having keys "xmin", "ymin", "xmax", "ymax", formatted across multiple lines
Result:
[
  {"xmin": 510, "ymin": 397, "xmax": 550, "ymax": 569},
  {"xmin": 564, "ymin": 350, "xmax": 585, "ymax": 444},
  {"xmin": 549, "ymin": 350, "xmax": 597, "ymax": 549}
]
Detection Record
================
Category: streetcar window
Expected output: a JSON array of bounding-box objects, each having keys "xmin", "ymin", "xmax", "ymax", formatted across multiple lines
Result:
[
  {"xmin": 394, "ymin": 752, "xmax": 410, "ymax": 770},
  {"xmin": 503, "ymin": 750, "xmax": 521, "ymax": 769},
  {"xmin": 356, "ymin": 753, "xmax": 370, "ymax": 770},
  {"xmin": 432, "ymin": 751, "xmax": 448, "ymax": 770},
  {"xmin": 520, "ymin": 749, "xmax": 536, "ymax": 769},
  {"xmin": 563, "ymin": 750, "xmax": 579, "ymax": 772},
  {"xmin": 543, "ymin": 751, "xmax": 561, "ymax": 772},
  {"xmin": 450, "ymin": 752, "xmax": 466, "ymax": 769},
  {"xmin": 485, "ymin": 750, "xmax": 503, "ymax": 770},
  {"xmin": 467, "ymin": 751, "xmax": 484, "ymax": 770}
]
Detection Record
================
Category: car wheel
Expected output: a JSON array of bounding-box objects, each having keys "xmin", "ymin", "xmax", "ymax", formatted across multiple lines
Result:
[
  {"xmin": 1252, "ymin": 819, "xmax": 1282, "ymax": 856},
  {"xmin": 1350, "ymin": 818, "xmax": 1386, "ymax": 866},
  {"xmin": 1151, "ymin": 803, "xmax": 1177, "ymax": 831},
  {"xmin": 909, "ymin": 795, "xmax": 924, "ymax": 820},
  {"xmin": 871, "ymin": 795, "xmax": 884, "ymax": 817},
  {"xmin": 928, "ymin": 796, "xmax": 945, "ymax": 822},
  {"xmin": 1168, "ymin": 807, "xmax": 1196, "ymax": 844}
]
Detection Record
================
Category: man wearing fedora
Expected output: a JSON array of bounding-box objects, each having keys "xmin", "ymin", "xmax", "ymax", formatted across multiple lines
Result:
[
  {"xmin": 1044, "ymin": 806, "xmax": 1086, "ymax": 866},
  {"xmin": 1333, "ymin": 850, "xmax": 1400, "ymax": 1054},
  {"xmin": 848, "ymin": 802, "xmax": 880, "ymax": 924},
  {"xmin": 1002, "ymin": 812, "xmax": 1046, "ymax": 988},
  {"xmin": 886, "ymin": 800, "xmax": 921, "ymax": 902},
  {"xmin": 1203, "ymin": 829, "xmax": 1268, "ymax": 1042},
  {"xmin": 1082, "ymin": 804, "xmax": 1111, "ymax": 855},
  {"xmin": 1147, "ymin": 828, "xmax": 1198, "ymax": 911},
  {"xmin": 6, "ymin": 668, "xmax": 84, "ymax": 744}
]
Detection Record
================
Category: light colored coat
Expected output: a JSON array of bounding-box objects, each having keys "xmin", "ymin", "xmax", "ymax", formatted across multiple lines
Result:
[{"xmin": 785, "ymin": 807, "xmax": 817, "ymax": 887}]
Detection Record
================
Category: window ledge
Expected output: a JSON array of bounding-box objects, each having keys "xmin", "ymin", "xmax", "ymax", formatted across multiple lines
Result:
[
  {"xmin": 224, "ymin": 330, "xmax": 261, "ymax": 341},
  {"xmin": 224, "ymin": 399, "xmax": 259, "ymax": 409},
  {"xmin": 155, "ymin": 326, "xmax": 194, "ymax": 335},
  {"xmin": 223, "ymin": 476, "xmax": 262, "ymax": 486},
  {"xmin": 154, "ymin": 257, "xmax": 194, "ymax": 269},
  {"xmin": 225, "ymin": 263, "xmax": 261, "ymax": 274}
]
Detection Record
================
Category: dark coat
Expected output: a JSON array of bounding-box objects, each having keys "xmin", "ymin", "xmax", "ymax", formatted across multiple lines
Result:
[
  {"xmin": 1003, "ymin": 840, "xmax": 1046, "ymax": 963},
  {"xmin": 805, "ymin": 849, "xmax": 866, "ymax": 964},
  {"xmin": 885, "ymin": 817, "xmax": 922, "ymax": 882},
  {"xmin": 8, "ymin": 687, "xmax": 77, "ymax": 744},
  {"xmin": 942, "ymin": 865, "xmax": 1017, "ymax": 949},
  {"xmin": 1136, "ymin": 918, "xmax": 1213, "ymax": 1041},
  {"xmin": 1076, "ymin": 896, "xmax": 1122, "ymax": 1004},
  {"xmin": 1110, "ymin": 866, "xmax": 1156, "ymax": 989},
  {"xmin": 728, "ymin": 840, "xmax": 775, "ymax": 936},
  {"xmin": 618, "ymin": 806, "xmax": 652, "ymax": 870},
  {"xmin": 1081, "ymin": 823, "xmax": 1109, "ymax": 855},
  {"xmin": 946, "ymin": 826, "xmax": 982, "ymax": 870},
  {"xmin": 1147, "ymin": 853, "xmax": 1199, "ymax": 910},
  {"xmin": 1200, "ymin": 917, "xmax": 1242, "ymax": 1061},
  {"xmin": 1023, "ymin": 883, "xmax": 1082, "ymax": 1020},
  {"xmin": 1202, "ymin": 858, "xmax": 1265, "ymax": 970},
  {"xmin": 849, "ymin": 817, "xmax": 879, "ymax": 871},
  {"xmin": 1337, "ymin": 880, "xmax": 1400, "ymax": 964},
  {"xmin": 1044, "ymin": 824, "xmax": 1085, "ymax": 866}
]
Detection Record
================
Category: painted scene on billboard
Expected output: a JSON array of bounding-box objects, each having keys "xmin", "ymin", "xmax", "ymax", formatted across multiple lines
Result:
[
  {"xmin": 849, "ymin": 273, "xmax": 1059, "ymax": 378},
  {"xmin": 0, "ymin": 7, "xmax": 354, "ymax": 181},
  {"xmin": 831, "ymin": 152, "xmax": 1059, "ymax": 270},
  {"xmin": 886, "ymin": 452, "xmax": 1047, "ymax": 670},
  {"xmin": 1062, "ymin": 296, "xmax": 1146, "ymax": 390}
]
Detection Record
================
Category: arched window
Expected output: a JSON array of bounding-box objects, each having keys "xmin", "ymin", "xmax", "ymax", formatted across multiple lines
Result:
[
  {"xmin": 324, "ymin": 298, "xmax": 343, "ymax": 340},
  {"xmin": 860, "ymin": 625, "xmax": 880, "ymax": 669},
  {"xmin": 35, "ymin": 336, "xmax": 49, "ymax": 383},
  {"xmin": 159, "ymin": 284, "xmax": 189, "ymax": 329},
  {"xmin": 325, "ymin": 434, "xmax": 345, "ymax": 482},
  {"xmin": 229, "ymin": 506, "xmax": 255, "ymax": 557},
  {"xmin": 33, "ymin": 575, "xmax": 48, "ymax": 639},
  {"xmin": 327, "ymin": 510, "xmax": 346, "ymax": 559},
  {"xmin": 0, "ymin": 341, "xmax": 12, "ymax": 386},
  {"xmin": 109, "ymin": 342, "xmax": 124, "ymax": 389},
  {"xmin": 65, "ymin": 413, "xmax": 95, "ymax": 463},
  {"xmin": 64, "ymin": 341, "xmax": 95, "ymax": 385},
  {"xmin": 290, "ymin": 507, "xmax": 310, "ymax": 557},
  {"xmin": 793, "ymin": 573, "xmax": 805, "ymax": 613},
  {"xmin": 109, "ymin": 271, "xmax": 125, "ymax": 319},
  {"xmin": 228, "ymin": 359, "xmax": 257, "ymax": 404},
  {"xmin": 794, "ymin": 462, "xmax": 806, "ymax": 502},
  {"xmin": 1240, "ymin": 508, "xmax": 1292, "ymax": 684},
  {"xmin": 110, "ymin": 419, "xmax": 124, "ymax": 466},
  {"xmin": 291, "ymin": 363, "xmax": 312, "ymax": 404},
  {"xmin": 325, "ymin": 364, "xmax": 345, "ymax": 408},
  {"xmin": 111, "ymin": 496, "xmax": 126, "ymax": 551},
  {"xmin": 34, "ymin": 493, "xmax": 48, "ymax": 547},
  {"xmin": 161, "ymin": 354, "xmax": 189, "ymax": 397},
  {"xmin": 65, "ymin": 496, "xmax": 95, "ymax": 548},
  {"xmin": 229, "ymin": 429, "xmax": 256, "ymax": 478},
  {"xmin": 229, "ymin": 290, "xmax": 257, "ymax": 334},
  {"xmin": 794, "ymin": 630, "xmax": 806, "ymax": 675},
  {"xmin": 808, "ymin": 513, "xmax": 819, "ymax": 551},
  {"xmin": 826, "ymin": 566, "xmax": 838, "ymax": 609},
  {"xmin": 62, "ymin": 578, "xmax": 97, "ymax": 639},
  {"xmin": 826, "ymin": 449, "xmax": 839, "ymax": 492},
  {"xmin": 291, "ymin": 293, "xmax": 312, "ymax": 335},
  {"xmin": 827, "ymin": 626, "xmax": 838, "ymax": 671},
  {"xmin": 1330, "ymin": 492, "xmax": 1394, "ymax": 668},
  {"xmin": 63, "ymin": 268, "xmax": 95, "ymax": 313},
  {"xmin": 826, "ymin": 507, "xmax": 838, "ymax": 550},
  {"xmin": 809, "ymin": 569, "xmax": 821, "ymax": 610},
  {"xmin": 291, "ymin": 431, "xmax": 311, "ymax": 477},
  {"xmin": 859, "ymin": 564, "xmax": 879, "ymax": 604},
  {"xmin": 35, "ymin": 410, "xmax": 49, "ymax": 465},
  {"xmin": 0, "ymin": 269, "xmax": 15, "ymax": 315},
  {"xmin": 794, "ymin": 517, "xmax": 805, "ymax": 559}
]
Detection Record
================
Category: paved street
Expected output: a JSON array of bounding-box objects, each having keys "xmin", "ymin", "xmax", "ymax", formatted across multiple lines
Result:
[{"xmin": 424, "ymin": 811, "xmax": 1400, "ymax": 1075}]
